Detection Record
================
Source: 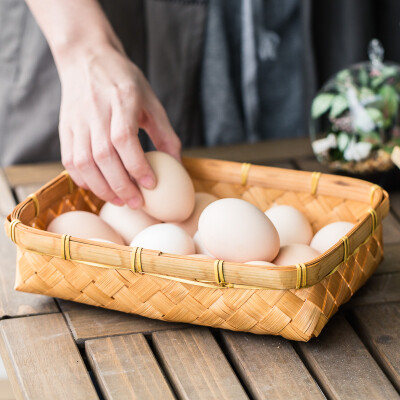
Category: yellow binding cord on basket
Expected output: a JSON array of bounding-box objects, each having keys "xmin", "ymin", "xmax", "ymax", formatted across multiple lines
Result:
[
  {"xmin": 341, "ymin": 235, "xmax": 350, "ymax": 262},
  {"xmin": 295, "ymin": 263, "xmax": 306, "ymax": 289},
  {"xmin": 27, "ymin": 193, "xmax": 39, "ymax": 217},
  {"xmin": 130, "ymin": 247, "xmax": 143, "ymax": 273},
  {"xmin": 61, "ymin": 234, "xmax": 71, "ymax": 260},
  {"xmin": 370, "ymin": 184, "xmax": 381, "ymax": 205},
  {"xmin": 241, "ymin": 163, "xmax": 251, "ymax": 185},
  {"xmin": 61, "ymin": 170, "xmax": 74, "ymax": 194},
  {"xmin": 310, "ymin": 172, "xmax": 321, "ymax": 195},
  {"xmin": 214, "ymin": 260, "xmax": 229, "ymax": 287},
  {"xmin": 9, "ymin": 219, "xmax": 21, "ymax": 244},
  {"xmin": 368, "ymin": 208, "xmax": 378, "ymax": 234}
]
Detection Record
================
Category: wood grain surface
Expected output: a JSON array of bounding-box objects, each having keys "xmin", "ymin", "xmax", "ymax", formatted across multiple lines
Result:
[
  {"xmin": 221, "ymin": 331, "xmax": 324, "ymax": 400},
  {"xmin": 0, "ymin": 314, "xmax": 98, "ymax": 400},
  {"xmin": 298, "ymin": 315, "xmax": 398, "ymax": 400},
  {"xmin": 0, "ymin": 171, "xmax": 57, "ymax": 319},
  {"xmin": 373, "ymin": 244, "xmax": 400, "ymax": 275},
  {"xmin": 59, "ymin": 301, "xmax": 185, "ymax": 344},
  {"xmin": 152, "ymin": 328, "xmax": 248, "ymax": 400},
  {"xmin": 86, "ymin": 333, "xmax": 175, "ymax": 400},
  {"xmin": 352, "ymin": 303, "xmax": 400, "ymax": 392}
]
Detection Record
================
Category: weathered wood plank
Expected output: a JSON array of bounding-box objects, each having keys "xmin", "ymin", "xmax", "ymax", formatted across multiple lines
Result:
[
  {"xmin": 374, "ymin": 244, "xmax": 400, "ymax": 275},
  {"xmin": 298, "ymin": 315, "xmax": 398, "ymax": 400},
  {"xmin": 86, "ymin": 334, "xmax": 175, "ymax": 400},
  {"xmin": 4, "ymin": 162, "xmax": 64, "ymax": 187},
  {"xmin": 183, "ymin": 137, "xmax": 313, "ymax": 164},
  {"xmin": 152, "ymin": 328, "xmax": 248, "ymax": 400},
  {"xmin": 391, "ymin": 192, "xmax": 400, "ymax": 220},
  {"xmin": 0, "ymin": 314, "xmax": 98, "ymax": 400},
  {"xmin": 352, "ymin": 303, "xmax": 400, "ymax": 392},
  {"xmin": 0, "ymin": 172, "xmax": 58, "ymax": 319},
  {"xmin": 59, "ymin": 301, "xmax": 185, "ymax": 344},
  {"xmin": 382, "ymin": 213, "xmax": 400, "ymax": 245},
  {"xmin": 346, "ymin": 273, "xmax": 400, "ymax": 308},
  {"xmin": 221, "ymin": 331, "xmax": 324, "ymax": 400}
]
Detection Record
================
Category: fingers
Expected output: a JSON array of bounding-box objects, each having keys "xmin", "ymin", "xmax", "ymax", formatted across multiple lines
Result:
[
  {"xmin": 72, "ymin": 125, "xmax": 124, "ymax": 206},
  {"xmin": 90, "ymin": 116, "xmax": 144, "ymax": 209},
  {"xmin": 143, "ymin": 94, "xmax": 182, "ymax": 161},
  {"xmin": 59, "ymin": 124, "xmax": 88, "ymax": 190},
  {"xmin": 110, "ymin": 91, "xmax": 157, "ymax": 189}
]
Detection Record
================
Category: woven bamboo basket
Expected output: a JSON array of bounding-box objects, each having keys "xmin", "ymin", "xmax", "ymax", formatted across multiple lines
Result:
[{"xmin": 5, "ymin": 158, "xmax": 389, "ymax": 341}]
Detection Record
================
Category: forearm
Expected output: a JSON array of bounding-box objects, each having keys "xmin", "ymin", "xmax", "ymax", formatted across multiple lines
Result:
[{"xmin": 25, "ymin": 0, "xmax": 123, "ymax": 66}]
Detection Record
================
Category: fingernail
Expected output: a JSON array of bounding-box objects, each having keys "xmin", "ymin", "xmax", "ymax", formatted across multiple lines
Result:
[
  {"xmin": 139, "ymin": 175, "xmax": 156, "ymax": 189},
  {"xmin": 128, "ymin": 197, "xmax": 142, "ymax": 209},
  {"xmin": 111, "ymin": 198, "xmax": 124, "ymax": 206}
]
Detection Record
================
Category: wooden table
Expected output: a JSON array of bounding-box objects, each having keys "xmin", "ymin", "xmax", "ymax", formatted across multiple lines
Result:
[{"xmin": 1, "ymin": 137, "xmax": 400, "ymax": 400}]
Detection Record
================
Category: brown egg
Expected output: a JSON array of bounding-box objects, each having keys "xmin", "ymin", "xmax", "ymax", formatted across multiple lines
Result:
[
  {"xmin": 273, "ymin": 244, "xmax": 320, "ymax": 266},
  {"xmin": 173, "ymin": 192, "xmax": 218, "ymax": 236},
  {"xmin": 310, "ymin": 221, "xmax": 355, "ymax": 253},
  {"xmin": 265, "ymin": 205, "xmax": 313, "ymax": 246},
  {"xmin": 47, "ymin": 211, "xmax": 125, "ymax": 245},
  {"xmin": 140, "ymin": 151, "xmax": 195, "ymax": 222},
  {"xmin": 99, "ymin": 203, "xmax": 159, "ymax": 244},
  {"xmin": 198, "ymin": 198, "xmax": 280, "ymax": 262}
]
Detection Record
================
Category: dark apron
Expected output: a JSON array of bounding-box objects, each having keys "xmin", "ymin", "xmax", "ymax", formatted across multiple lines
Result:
[{"xmin": 0, "ymin": 0, "xmax": 304, "ymax": 166}]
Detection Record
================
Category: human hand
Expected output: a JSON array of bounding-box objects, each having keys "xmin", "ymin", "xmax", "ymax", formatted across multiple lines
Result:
[{"xmin": 58, "ymin": 45, "xmax": 181, "ymax": 208}]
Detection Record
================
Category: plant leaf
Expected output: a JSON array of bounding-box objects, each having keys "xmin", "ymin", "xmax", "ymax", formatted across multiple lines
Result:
[
  {"xmin": 359, "ymin": 68, "xmax": 369, "ymax": 87},
  {"xmin": 366, "ymin": 107, "xmax": 384, "ymax": 127},
  {"xmin": 359, "ymin": 87, "xmax": 375, "ymax": 101},
  {"xmin": 311, "ymin": 93, "xmax": 335, "ymax": 119},
  {"xmin": 329, "ymin": 94, "xmax": 348, "ymax": 118},
  {"xmin": 379, "ymin": 84, "xmax": 399, "ymax": 116},
  {"xmin": 337, "ymin": 132, "xmax": 350, "ymax": 151}
]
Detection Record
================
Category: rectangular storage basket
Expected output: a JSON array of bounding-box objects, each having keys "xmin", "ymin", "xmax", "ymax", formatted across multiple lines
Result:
[{"xmin": 5, "ymin": 158, "xmax": 389, "ymax": 341}]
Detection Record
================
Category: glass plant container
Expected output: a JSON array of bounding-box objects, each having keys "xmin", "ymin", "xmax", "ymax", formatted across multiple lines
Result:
[{"xmin": 310, "ymin": 39, "xmax": 400, "ymax": 176}]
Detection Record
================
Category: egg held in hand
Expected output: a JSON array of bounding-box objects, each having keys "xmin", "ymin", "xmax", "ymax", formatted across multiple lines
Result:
[
  {"xmin": 130, "ymin": 223, "xmax": 195, "ymax": 255},
  {"xmin": 99, "ymin": 203, "xmax": 159, "ymax": 244},
  {"xmin": 265, "ymin": 205, "xmax": 313, "ymax": 246},
  {"xmin": 198, "ymin": 198, "xmax": 280, "ymax": 262},
  {"xmin": 273, "ymin": 244, "xmax": 320, "ymax": 266},
  {"xmin": 173, "ymin": 192, "xmax": 218, "ymax": 236},
  {"xmin": 311, "ymin": 221, "xmax": 355, "ymax": 253},
  {"xmin": 47, "ymin": 211, "xmax": 125, "ymax": 245},
  {"xmin": 140, "ymin": 151, "xmax": 195, "ymax": 222}
]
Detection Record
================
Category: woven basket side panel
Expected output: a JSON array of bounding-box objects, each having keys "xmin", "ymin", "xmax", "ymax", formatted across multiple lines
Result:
[{"xmin": 14, "ymin": 228, "xmax": 382, "ymax": 342}]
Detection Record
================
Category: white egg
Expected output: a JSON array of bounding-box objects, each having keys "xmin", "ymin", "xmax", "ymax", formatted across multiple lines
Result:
[
  {"xmin": 199, "ymin": 198, "xmax": 280, "ymax": 262},
  {"xmin": 99, "ymin": 203, "xmax": 159, "ymax": 244},
  {"xmin": 130, "ymin": 223, "xmax": 195, "ymax": 255},
  {"xmin": 193, "ymin": 231, "xmax": 213, "ymax": 256},
  {"xmin": 47, "ymin": 211, "xmax": 125, "ymax": 245},
  {"xmin": 245, "ymin": 261, "xmax": 276, "ymax": 266},
  {"xmin": 265, "ymin": 205, "xmax": 313, "ymax": 246},
  {"xmin": 310, "ymin": 221, "xmax": 355, "ymax": 253},
  {"xmin": 173, "ymin": 192, "xmax": 218, "ymax": 236},
  {"xmin": 273, "ymin": 244, "xmax": 320, "ymax": 266}
]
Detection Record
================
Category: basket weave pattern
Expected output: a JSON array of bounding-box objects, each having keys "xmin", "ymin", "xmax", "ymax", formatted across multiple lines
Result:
[{"xmin": 9, "ymin": 162, "xmax": 387, "ymax": 342}]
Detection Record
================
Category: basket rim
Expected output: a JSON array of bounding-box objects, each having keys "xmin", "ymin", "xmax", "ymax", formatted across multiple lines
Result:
[{"xmin": 4, "ymin": 157, "xmax": 390, "ymax": 290}]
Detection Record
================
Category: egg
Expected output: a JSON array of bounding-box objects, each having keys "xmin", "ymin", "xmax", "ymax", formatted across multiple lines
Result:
[
  {"xmin": 273, "ymin": 244, "xmax": 320, "ymax": 266},
  {"xmin": 88, "ymin": 238, "xmax": 114, "ymax": 244},
  {"xmin": 245, "ymin": 261, "xmax": 276, "ymax": 266},
  {"xmin": 173, "ymin": 192, "xmax": 218, "ymax": 236},
  {"xmin": 193, "ymin": 231, "xmax": 213, "ymax": 256},
  {"xmin": 310, "ymin": 221, "xmax": 355, "ymax": 253},
  {"xmin": 198, "ymin": 198, "xmax": 280, "ymax": 262},
  {"xmin": 265, "ymin": 205, "xmax": 313, "ymax": 246},
  {"xmin": 130, "ymin": 223, "xmax": 195, "ymax": 255},
  {"xmin": 99, "ymin": 203, "xmax": 159, "ymax": 244},
  {"xmin": 47, "ymin": 211, "xmax": 125, "ymax": 245},
  {"xmin": 140, "ymin": 151, "xmax": 195, "ymax": 222}
]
